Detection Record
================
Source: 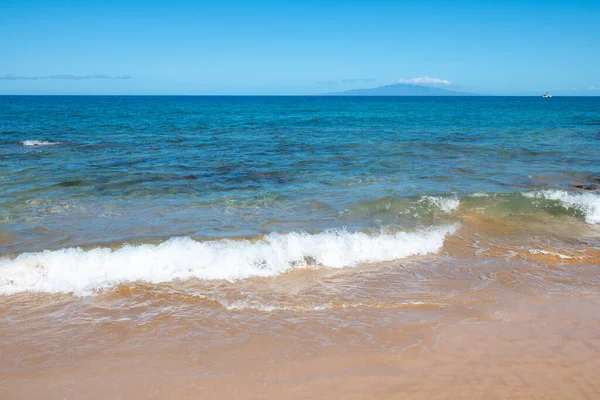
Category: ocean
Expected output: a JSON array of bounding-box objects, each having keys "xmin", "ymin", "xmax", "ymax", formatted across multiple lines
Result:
[{"xmin": 1, "ymin": 96, "xmax": 599, "ymax": 399}]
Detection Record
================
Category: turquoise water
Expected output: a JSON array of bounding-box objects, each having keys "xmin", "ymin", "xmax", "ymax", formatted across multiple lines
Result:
[{"xmin": 1, "ymin": 96, "xmax": 599, "ymax": 257}]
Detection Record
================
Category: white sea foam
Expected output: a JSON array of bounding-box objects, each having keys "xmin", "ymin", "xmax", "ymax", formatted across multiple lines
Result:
[
  {"xmin": 523, "ymin": 190, "xmax": 600, "ymax": 224},
  {"xmin": 420, "ymin": 196, "xmax": 460, "ymax": 213},
  {"xmin": 21, "ymin": 140, "xmax": 60, "ymax": 146},
  {"xmin": 217, "ymin": 300, "xmax": 332, "ymax": 312},
  {"xmin": 468, "ymin": 192, "xmax": 489, "ymax": 198},
  {"xmin": 0, "ymin": 226, "xmax": 458, "ymax": 296},
  {"xmin": 217, "ymin": 299, "xmax": 439, "ymax": 312},
  {"xmin": 528, "ymin": 249, "xmax": 573, "ymax": 259}
]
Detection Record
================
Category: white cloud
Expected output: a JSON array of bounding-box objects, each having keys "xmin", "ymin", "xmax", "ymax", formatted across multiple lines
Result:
[
  {"xmin": 589, "ymin": 86, "xmax": 600, "ymax": 90},
  {"xmin": 0, "ymin": 74, "xmax": 132, "ymax": 80},
  {"xmin": 396, "ymin": 76, "xmax": 452, "ymax": 86}
]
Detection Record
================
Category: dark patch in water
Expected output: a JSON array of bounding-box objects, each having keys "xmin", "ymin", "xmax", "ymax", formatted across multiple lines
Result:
[
  {"xmin": 57, "ymin": 181, "xmax": 82, "ymax": 187},
  {"xmin": 574, "ymin": 184, "xmax": 598, "ymax": 191}
]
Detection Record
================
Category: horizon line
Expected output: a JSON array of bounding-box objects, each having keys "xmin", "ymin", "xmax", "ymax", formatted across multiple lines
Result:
[{"xmin": 1, "ymin": 94, "xmax": 599, "ymax": 97}]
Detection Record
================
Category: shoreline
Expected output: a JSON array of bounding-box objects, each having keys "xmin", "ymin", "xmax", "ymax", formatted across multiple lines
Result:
[
  {"xmin": 2, "ymin": 287, "xmax": 598, "ymax": 399},
  {"xmin": 1, "ymin": 217, "xmax": 599, "ymax": 398}
]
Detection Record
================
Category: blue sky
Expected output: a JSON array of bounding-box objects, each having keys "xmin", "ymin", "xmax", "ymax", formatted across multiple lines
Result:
[{"xmin": 1, "ymin": 0, "xmax": 599, "ymax": 95}]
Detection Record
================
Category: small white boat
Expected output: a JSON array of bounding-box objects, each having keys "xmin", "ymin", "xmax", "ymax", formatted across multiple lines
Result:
[{"xmin": 542, "ymin": 92, "xmax": 552, "ymax": 98}]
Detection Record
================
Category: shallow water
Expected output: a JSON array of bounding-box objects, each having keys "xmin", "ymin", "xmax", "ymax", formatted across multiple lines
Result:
[
  {"xmin": 1, "ymin": 96, "xmax": 599, "ymax": 399},
  {"xmin": 1, "ymin": 96, "xmax": 599, "ymax": 252}
]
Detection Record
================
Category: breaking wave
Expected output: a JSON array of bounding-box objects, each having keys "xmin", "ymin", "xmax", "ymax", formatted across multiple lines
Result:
[
  {"xmin": 523, "ymin": 190, "xmax": 600, "ymax": 224},
  {"xmin": 0, "ymin": 225, "xmax": 458, "ymax": 296},
  {"xmin": 21, "ymin": 140, "xmax": 60, "ymax": 146},
  {"xmin": 420, "ymin": 195, "xmax": 461, "ymax": 213}
]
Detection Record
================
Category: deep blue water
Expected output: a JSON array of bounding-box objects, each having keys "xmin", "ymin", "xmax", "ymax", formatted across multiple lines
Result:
[{"xmin": 1, "ymin": 96, "xmax": 599, "ymax": 253}]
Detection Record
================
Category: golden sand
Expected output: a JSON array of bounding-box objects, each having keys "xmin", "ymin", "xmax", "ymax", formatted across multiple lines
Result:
[{"xmin": 1, "ymin": 217, "xmax": 599, "ymax": 399}]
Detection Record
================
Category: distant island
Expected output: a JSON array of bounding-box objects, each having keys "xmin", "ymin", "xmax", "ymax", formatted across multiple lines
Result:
[{"xmin": 326, "ymin": 83, "xmax": 479, "ymax": 96}]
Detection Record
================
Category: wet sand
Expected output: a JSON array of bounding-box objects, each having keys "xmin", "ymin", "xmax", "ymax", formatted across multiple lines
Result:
[
  {"xmin": 1, "ymin": 218, "xmax": 600, "ymax": 399},
  {"xmin": 2, "ymin": 296, "xmax": 599, "ymax": 399}
]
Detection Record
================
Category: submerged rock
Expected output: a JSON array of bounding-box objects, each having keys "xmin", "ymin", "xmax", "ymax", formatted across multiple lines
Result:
[{"xmin": 574, "ymin": 184, "xmax": 599, "ymax": 191}]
